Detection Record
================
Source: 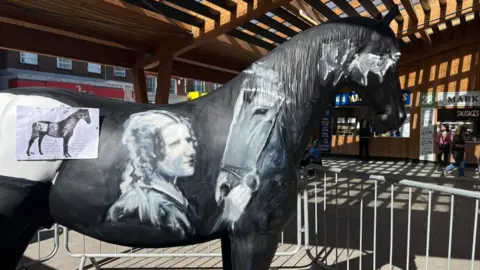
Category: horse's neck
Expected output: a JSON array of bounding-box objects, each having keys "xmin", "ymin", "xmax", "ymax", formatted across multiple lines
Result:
[{"xmin": 61, "ymin": 114, "xmax": 80, "ymax": 126}]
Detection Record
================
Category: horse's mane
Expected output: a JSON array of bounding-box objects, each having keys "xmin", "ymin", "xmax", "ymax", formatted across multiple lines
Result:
[{"xmin": 199, "ymin": 16, "xmax": 397, "ymax": 152}]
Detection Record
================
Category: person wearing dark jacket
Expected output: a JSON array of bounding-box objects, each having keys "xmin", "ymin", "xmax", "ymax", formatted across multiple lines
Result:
[{"xmin": 358, "ymin": 118, "xmax": 372, "ymax": 159}]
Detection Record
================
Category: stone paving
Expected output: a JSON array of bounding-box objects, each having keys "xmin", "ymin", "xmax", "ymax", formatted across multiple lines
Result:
[{"xmin": 19, "ymin": 157, "xmax": 480, "ymax": 270}]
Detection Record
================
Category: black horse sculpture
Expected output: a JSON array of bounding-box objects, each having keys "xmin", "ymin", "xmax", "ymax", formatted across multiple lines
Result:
[
  {"xmin": 0, "ymin": 8, "xmax": 406, "ymax": 270},
  {"xmin": 25, "ymin": 108, "xmax": 92, "ymax": 157}
]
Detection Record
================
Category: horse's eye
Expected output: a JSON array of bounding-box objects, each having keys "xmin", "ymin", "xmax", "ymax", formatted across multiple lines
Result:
[{"xmin": 253, "ymin": 108, "xmax": 268, "ymax": 115}]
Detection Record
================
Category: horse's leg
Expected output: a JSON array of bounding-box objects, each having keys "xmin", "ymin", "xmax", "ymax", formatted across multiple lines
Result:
[
  {"xmin": 63, "ymin": 134, "xmax": 72, "ymax": 158},
  {"xmin": 38, "ymin": 134, "xmax": 46, "ymax": 155},
  {"xmin": 0, "ymin": 176, "xmax": 53, "ymax": 269},
  {"xmin": 221, "ymin": 234, "xmax": 233, "ymax": 270},
  {"xmin": 26, "ymin": 133, "xmax": 38, "ymax": 156},
  {"xmin": 223, "ymin": 232, "xmax": 280, "ymax": 270}
]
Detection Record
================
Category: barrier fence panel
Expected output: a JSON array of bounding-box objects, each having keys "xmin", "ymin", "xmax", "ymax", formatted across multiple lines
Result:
[
  {"xmin": 302, "ymin": 164, "xmax": 480, "ymax": 270},
  {"xmin": 56, "ymin": 190, "xmax": 305, "ymax": 270},
  {"xmin": 16, "ymin": 224, "xmax": 60, "ymax": 270}
]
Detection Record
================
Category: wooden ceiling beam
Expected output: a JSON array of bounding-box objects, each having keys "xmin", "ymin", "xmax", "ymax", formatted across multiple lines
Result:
[
  {"xmin": 0, "ymin": 18, "xmax": 136, "ymax": 68},
  {"xmin": 331, "ymin": 0, "xmax": 361, "ymax": 17},
  {"xmin": 400, "ymin": 16, "xmax": 480, "ymax": 65},
  {"xmin": 419, "ymin": 0, "xmax": 432, "ymax": 13},
  {"xmin": 290, "ymin": 0, "xmax": 325, "ymax": 24},
  {"xmin": 170, "ymin": 61, "xmax": 236, "ymax": 84},
  {"xmin": 397, "ymin": 0, "xmax": 480, "ymax": 38},
  {"xmin": 163, "ymin": 0, "xmax": 221, "ymax": 21},
  {"xmin": 122, "ymin": 0, "xmax": 205, "ymax": 28},
  {"xmin": 0, "ymin": 4, "xmax": 151, "ymax": 52},
  {"xmin": 282, "ymin": 3, "xmax": 316, "ymax": 27},
  {"xmin": 303, "ymin": 0, "xmax": 339, "ymax": 20},
  {"xmin": 135, "ymin": 0, "xmax": 293, "ymax": 69},
  {"xmin": 136, "ymin": 0, "xmax": 289, "ymax": 68},
  {"xmin": 399, "ymin": 0, "xmax": 432, "ymax": 47},
  {"xmin": 174, "ymin": 56, "xmax": 242, "ymax": 75},
  {"xmin": 227, "ymin": 29, "xmax": 276, "ymax": 50},
  {"xmin": 240, "ymin": 22, "xmax": 288, "ymax": 44},
  {"xmin": 400, "ymin": 0, "xmax": 419, "ymax": 24},
  {"xmin": 100, "ymin": 0, "xmax": 192, "ymax": 33},
  {"xmin": 208, "ymin": 0, "xmax": 238, "ymax": 12},
  {"xmin": 358, "ymin": 0, "xmax": 382, "ymax": 18},
  {"xmin": 256, "ymin": 15, "xmax": 299, "ymax": 37},
  {"xmin": 271, "ymin": 7, "xmax": 311, "ymax": 30},
  {"xmin": 381, "ymin": 0, "xmax": 404, "ymax": 22},
  {"xmin": 438, "ymin": 0, "xmax": 447, "ymax": 6}
]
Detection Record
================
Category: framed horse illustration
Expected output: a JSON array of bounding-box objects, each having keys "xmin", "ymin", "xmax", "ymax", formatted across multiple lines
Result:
[
  {"xmin": 0, "ymin": 7, "xmax": 406, "ymax": 270},
  {"xmin": 24, "ymin": 108, "xmax": 93, "ymax": 158}
]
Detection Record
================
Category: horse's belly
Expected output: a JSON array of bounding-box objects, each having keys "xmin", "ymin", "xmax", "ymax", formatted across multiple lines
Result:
[{"xmin": 0, "ymin": 93, "xmax": 68, "ymax": 182}]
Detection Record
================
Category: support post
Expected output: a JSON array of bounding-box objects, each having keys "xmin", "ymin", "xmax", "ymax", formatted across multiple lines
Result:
[
  {"xmin": 132, "ymin": 68, "xmax": 149, "ymax": 103},
  {"xmin": 155, "ymin": 56, "xmax": 173, "ymax": 105}
]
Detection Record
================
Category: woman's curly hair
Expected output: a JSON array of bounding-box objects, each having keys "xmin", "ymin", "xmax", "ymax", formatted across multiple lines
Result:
[{"xmin": 119, "ymin": 110, "xmax": 196, "ymax": 194}]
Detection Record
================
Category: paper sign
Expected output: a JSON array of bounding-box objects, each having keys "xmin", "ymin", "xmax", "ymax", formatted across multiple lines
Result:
[
  {"xmin": 419, "ymin": 107, "xmax": 435, "ymax": 161},
  {"xmin": 16, "ymin": 106, "xmax": 100, "ymax": 160}
]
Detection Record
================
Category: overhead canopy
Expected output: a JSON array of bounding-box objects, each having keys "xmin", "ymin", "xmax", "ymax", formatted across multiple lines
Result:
[{"xmin": 1, "ymin": 0, "xmax": 479, "ymax": 98}]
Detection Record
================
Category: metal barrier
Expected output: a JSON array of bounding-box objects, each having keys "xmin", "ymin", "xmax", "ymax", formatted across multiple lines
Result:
[
  {"xmin": 59, "ymin": 191, "xmax": 305, "ymax": 270},
  {"xmin": 23, "ymin": 164, "xmax": 480, "ymax": 269},
  {"xmin": 16, "ymin": 224, "xmax": 60, "ymax": 270},
  {"xmin": 302, "ymin": 164, "xmax": 480, "ymax": 270}
]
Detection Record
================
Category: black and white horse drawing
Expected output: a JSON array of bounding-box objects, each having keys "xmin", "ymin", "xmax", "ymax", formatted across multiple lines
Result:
[
  {"xmin": 0, "ymin": 8, "xmax": 407, "ymax": 270},
  {"xmin": 26, "ymin": 109, "xmax": 91, "ymax": 157}
]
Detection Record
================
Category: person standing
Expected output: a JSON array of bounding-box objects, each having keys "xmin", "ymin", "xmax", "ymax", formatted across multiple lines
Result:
[
  {"xmin": 444, "ymin": 125, "xmax": 467, "ymax": 177},
  {"xmin": 436, "ymin": 124, "xmax": 451, "ymax": 170},
  {"xmin": 358, "ymin": 118, "xmax": 372, "ymax": 159}
]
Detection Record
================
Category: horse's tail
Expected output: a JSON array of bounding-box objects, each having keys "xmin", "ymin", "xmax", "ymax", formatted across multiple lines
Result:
[{"xmin": 31, "ymin": 122, "xmax": 40, "ymax": 131}]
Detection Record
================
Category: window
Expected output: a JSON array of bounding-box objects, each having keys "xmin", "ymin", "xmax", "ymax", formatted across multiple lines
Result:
[
  {"xmin": 87, "ymin": 63, "xmax": 102, "ymax": 74},
  {"xmin": 20, "ymin": 52, "xmax": 38, "ymax": 65},
  {"xmin": 170, "ymin": 79, "xmax": 177, "ymax": 95},
  {"xmin": 114, "ymin": 67, "xmax": 126, "ymax": 77},
  {"xmin": 212, "ymin": 83, "xmax": 222, "ymax": 91},
  {"xmin": 57, "ymin": 58, "xmax": 72, "ymax": 70},
  {"xmin": 193, "ymin": 80, "xmax": 205, "ymax": 92},
  {"xmin": 146, "ymin": 76, "xmax": 157, "ymax": 92}
]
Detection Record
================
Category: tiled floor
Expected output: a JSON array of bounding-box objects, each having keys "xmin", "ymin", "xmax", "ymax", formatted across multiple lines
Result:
[
  {"xmin": 320, "ymin": 156, "xmax": 480, "ymax": 182},
  {"xmin": 19, "ymin": 157, "xmax": 480, "ymax": 270}
]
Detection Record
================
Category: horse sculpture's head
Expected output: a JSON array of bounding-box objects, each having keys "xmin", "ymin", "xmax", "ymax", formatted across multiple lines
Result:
[
  {"xmin": 76, "ymin": 109, "xmax": 91, "ymax": 124},
  {"xmin": 345, "ymin": 7, "xmax": 406, "ymax": 132}
]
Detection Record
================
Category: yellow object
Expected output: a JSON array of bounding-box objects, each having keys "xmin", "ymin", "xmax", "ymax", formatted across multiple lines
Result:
[{"xmin": 187, "ymin": 91, "xmax": 208, "ymax": 100}]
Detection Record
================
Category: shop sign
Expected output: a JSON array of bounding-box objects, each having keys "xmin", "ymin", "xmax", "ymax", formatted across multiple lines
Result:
[
  {"xmin": 420, "ymin": 92, "xmax": 435, "ymax": 108},
  {"xmin": 456, "ymin": 109, "xmax": 480, "ymax": 118},
  {"xmin": 437, "ymin": 91, "xmax": 480, "ymax": 107},
  {"xmin": 419, "ymin": 107, "xmax": 435, "ymax": 161},
  {"xmin": 335, "ymin": 90, "xmax": 411, "ymax": 107},
  {"xmin": 319, "ymin": 108, "xmax": 331, "ymax": 153}
]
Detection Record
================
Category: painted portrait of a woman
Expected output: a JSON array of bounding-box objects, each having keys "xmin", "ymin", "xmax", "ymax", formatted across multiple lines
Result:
[{"xmin": 106, "ymin": 110, "xmax": 198, "ymax": 239}]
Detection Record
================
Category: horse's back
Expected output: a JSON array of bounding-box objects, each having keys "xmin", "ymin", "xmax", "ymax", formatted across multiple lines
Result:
[{"xmin": 0, "ymin": 92, "xmax": 69, "ymax": 182}]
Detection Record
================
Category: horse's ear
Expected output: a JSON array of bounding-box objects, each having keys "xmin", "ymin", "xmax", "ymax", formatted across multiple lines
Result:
[{"xmin": 381, "ymin": 5, "xmax": 399, "ymax": 26}]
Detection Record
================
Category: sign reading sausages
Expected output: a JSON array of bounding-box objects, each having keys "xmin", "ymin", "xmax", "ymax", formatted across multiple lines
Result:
[{"xmin": 456, "ymin": 109, "xmax": 480, "ymax": 118}]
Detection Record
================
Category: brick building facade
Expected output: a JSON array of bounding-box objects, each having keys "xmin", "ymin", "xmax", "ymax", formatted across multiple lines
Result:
[{"xmin": 0, "ymin": 49, "xmax": 222, "ymax": 103}]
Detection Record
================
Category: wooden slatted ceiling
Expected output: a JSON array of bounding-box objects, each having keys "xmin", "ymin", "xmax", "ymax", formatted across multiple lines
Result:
[
  {"xmin": 2, "ymin": 0, "xmax": 479, "ymax": 74},
  {"xmin": 176, "ymin": 0, "xmax": 480, "ymax": 56}
]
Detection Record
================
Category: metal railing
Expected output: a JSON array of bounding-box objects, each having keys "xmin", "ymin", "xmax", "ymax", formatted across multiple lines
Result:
[
  {"xmin": 16, "ymin": 224, "xmax": 60, "ymax": 270},
  {"xmin": 302, "ymin": 164, "xmax": 480, "ymax": 270},
  {"xmin": 21, "ymin": 164, "xmax": 480, "ymax": 269},
  {"xmin": 62, "ymin": 191, "xmax": 304, "ymax": 270}
]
